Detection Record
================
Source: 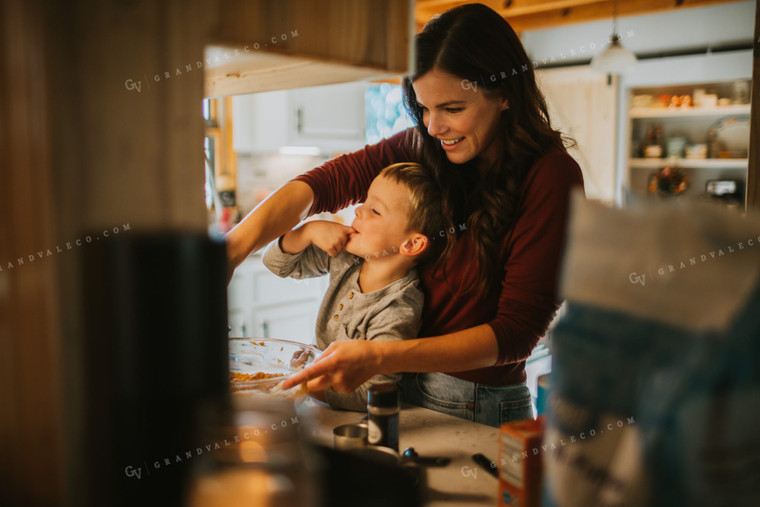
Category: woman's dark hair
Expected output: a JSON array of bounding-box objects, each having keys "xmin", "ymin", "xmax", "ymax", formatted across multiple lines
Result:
[{"xmin": 402, "ymin": 3, "xmax": 573, "ymax": 297}]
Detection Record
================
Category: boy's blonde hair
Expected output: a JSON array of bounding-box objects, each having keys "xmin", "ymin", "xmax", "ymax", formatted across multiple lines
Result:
[{"xmin": 377, "ymin": 162, "xmax": 446, "ymax": 263}]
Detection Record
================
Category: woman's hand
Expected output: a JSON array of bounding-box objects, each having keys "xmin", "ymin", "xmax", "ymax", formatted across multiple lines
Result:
[
  {"xmin": 281, "ymin": 340, "xmax": 383, "ymax": 392},
  {"xmin": 301, "ymin": 221, "xmax": 355, "ymax": 257}
]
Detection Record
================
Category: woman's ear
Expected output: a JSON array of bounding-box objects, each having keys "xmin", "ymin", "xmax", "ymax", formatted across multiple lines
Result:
[
  {"xmin": 399, "ymin": 234, "xmax": 429, "ymax": 258},
  {"xmin": 495, "ymin": 88, "xmax": 509, "ymax": 111}
]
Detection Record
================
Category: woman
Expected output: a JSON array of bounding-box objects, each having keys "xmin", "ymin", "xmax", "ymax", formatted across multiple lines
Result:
[{"xmin": 227, "ymin": 3, "xmax": 584, "ymax": 427}]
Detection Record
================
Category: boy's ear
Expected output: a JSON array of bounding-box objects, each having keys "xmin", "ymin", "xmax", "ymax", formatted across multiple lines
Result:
[{"xmin": 399, "ymin": 233, "xmax": 428, "ymax": 257}]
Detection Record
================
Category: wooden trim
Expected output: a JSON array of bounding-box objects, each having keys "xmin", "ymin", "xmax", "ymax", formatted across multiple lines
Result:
[
  {"xmin": 208, "ymin": 98, "xmax": 219, "ymax": 126},
  {"xmin": 748, "ymin": 0, "xmax": 760, "ymax": 210},
  {"xmin": 502, "ymin": 0, "xmax": 606, "ymax": 18},
  {"xmin": 415, "ymin": 0, "xmax": 745, "ymax": 33},
  {"xmin": 206, "ymin": 127, "xmax": 223, "ymax": 183},
  {"xmin": 222, "ymin": 96, "xmax": 236, "ymax": 184},
  {"xmin": 369, "ymin": 76, "xmax": 404, "ymax": 85}
]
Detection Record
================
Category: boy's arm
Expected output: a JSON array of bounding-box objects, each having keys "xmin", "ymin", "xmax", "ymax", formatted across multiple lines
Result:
[
  {"xmin": 281, "ymin": 220, "xmax": 355, "ymax": 256},
  {"xmin": 279, "ymin": 225, "xmax": 312, "ymax": 254},
  {"xmin": 262, "ymin": 237, "xmax": 330, "ymax": 280},
  {"xmin": 262, "ymin": 220, "xmax": 354, "ymax": 279},
  {"xmin": 323, "ymin": 284, "xmax": 422, "ymax": 412}
]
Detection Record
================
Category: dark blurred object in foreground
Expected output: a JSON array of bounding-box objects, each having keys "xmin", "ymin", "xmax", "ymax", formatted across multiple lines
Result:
[{"xmin": 82, "ymin": 233, "xmax": 230, "ymax": 507}]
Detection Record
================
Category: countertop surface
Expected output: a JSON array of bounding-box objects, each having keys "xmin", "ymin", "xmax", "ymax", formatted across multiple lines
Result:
[{"xmin": 300, "ymin": 401, "xmax": 500, "ymax": 506}]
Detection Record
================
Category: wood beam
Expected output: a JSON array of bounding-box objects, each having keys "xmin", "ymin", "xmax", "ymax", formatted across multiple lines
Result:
[
  {"xmin": 415, "ymin": 0, "xmax": 746, "ymax": 32},
  {"xmin": 501, "ymin": 0, "xmax": 606, "ymax": 18},
  {"xmin": 0, "ymin": 1, "xmax": 65, "ymax": 505}
]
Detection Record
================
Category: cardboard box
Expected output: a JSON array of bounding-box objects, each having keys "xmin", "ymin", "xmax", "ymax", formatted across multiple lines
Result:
[{"xmin": 498, "ymin": 416, "xmax": 544, "ymax": 507}]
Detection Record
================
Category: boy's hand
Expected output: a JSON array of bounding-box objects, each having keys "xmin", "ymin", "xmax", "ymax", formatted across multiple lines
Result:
[{"xmin": 303, "ymin": 221, "xmax": 355, "ymax": 256}]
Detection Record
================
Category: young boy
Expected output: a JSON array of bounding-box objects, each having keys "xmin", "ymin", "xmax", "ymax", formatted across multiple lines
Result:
[{"xmin": 262, "ymin": 162, "xmax": 447, "ymax": 411}]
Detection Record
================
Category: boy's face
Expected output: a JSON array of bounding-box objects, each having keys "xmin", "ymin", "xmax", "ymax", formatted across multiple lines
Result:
[{"xmin": 345, "ymin": 175, "xmax": 415, "ymax": 260}]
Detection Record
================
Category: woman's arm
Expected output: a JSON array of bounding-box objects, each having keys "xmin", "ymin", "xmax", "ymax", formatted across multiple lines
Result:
[
  {"xmin": 226, "ymin": 180, "xmax": 314, "ymax": 275},
  {"xmin": 280, "ymin": 324, "xmax": 499, "ymax": 392},
  {"xmin": 226, "ymin": 129, "xmax": 415, "ymax": 278},
  {"xmin": 262, "ymin": 222, "xmax": 356, "ymax": 280},
  {"xmin": 385, "ymin": 324, "xmax": 499, "ymax": 373}
]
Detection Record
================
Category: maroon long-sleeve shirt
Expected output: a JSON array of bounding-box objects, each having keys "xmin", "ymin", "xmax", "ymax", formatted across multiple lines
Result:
[{"xmin": 295, "ymin": 128, "xmax": 584, "ymax": 385}]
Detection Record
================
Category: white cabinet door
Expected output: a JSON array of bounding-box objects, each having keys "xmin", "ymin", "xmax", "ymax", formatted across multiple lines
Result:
[
  {"xmin": 252, "ymin": 301, "xmax": 319, "ymax": 345},
  {"xmin": 227, "ymin": 265, "xmax": 254, "ymax": 312},
  {"xmin": 249, "ymin": 259, "xmax": 327, "ymax": 306},
  {"xmin": 288, "ymin": 82, "xmax": 367, "ymax": 153},
  {"xmin": 228, "ymin": 309, "xmax": 252, "ymax": 338},
  {"xmin": 233, "ymin": 82, "xmax": 366, "ymax": 155},
  {"xmin": 536, "ymin": 67, "xmax": 617, "ymax": 204},
  {"xmin": 232, "ymin": 91, "xmax": 289, "ymax": 153},
  {"xmin": 227, "ymin": 255, "xmax": 328, "ymax": 345}
]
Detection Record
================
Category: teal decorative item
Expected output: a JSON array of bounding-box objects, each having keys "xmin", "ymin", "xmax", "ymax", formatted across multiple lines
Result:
[{"xmin": 365, "ymin": 83, "xmax": 414, "ymax": 144}]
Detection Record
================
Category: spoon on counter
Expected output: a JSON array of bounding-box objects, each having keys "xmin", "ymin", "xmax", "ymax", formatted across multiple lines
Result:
[{"xmin": 401, "ymin": 447, "xmax": 450, "ymax": 467}]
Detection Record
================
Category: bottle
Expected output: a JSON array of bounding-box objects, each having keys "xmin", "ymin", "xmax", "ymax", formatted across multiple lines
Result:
[{"xmin": 367, "ymin": 383, "xmax": 400, "ymax": 451}]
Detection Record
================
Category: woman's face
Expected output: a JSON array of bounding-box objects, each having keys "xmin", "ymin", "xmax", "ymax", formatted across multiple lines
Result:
[{"xmin": 412, "ymin": 68, "xmax": 508, "ymax": 166}]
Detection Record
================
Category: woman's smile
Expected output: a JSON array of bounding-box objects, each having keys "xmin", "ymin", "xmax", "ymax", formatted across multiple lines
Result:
[{"xmin": 440, "ymin": 137, "xmax": 465, "ymax": 150}]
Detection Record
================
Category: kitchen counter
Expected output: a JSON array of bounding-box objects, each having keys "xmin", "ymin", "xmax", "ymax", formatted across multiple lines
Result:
[{"xmin": 300, "ymin": 401, "xmax": 500, "ymax": 506}]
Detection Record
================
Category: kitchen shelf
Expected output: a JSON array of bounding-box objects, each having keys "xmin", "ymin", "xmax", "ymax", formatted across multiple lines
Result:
[
  {"xmin": 629, "ymin": 158, "xmax": 748, "ymax": 169},
  {"xmin": 624, "ymin": 79, "xmax": 751, "ymax": 207},
  {"xmin": 629, "ymin": 104, "xmax": 751, "ymax": 118}
]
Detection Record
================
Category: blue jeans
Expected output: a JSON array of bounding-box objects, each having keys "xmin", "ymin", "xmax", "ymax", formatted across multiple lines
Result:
[{"xmin": 399, "ymin": 372, "xmax": 533, "ymax": 427}]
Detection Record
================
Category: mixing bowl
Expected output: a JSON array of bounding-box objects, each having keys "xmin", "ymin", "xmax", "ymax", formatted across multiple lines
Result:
[{"xmin": 229, "ymin": 337, "xmax": 321, "ymax": 400}]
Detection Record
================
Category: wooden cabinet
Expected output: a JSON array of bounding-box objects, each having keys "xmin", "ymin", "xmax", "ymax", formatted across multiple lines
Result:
[
  {"xmin": 228, "ymin": 254, "xmax": 328, "ymax": 344},
  {"xmin": 206, "ymin": 0, "xmax": 412, "ymax": 97}
]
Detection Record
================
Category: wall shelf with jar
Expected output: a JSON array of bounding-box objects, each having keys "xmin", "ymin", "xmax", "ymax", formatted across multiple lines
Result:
[{"xmin": 625, "ymin": 80, "xmax": 750, "ymax": 209}]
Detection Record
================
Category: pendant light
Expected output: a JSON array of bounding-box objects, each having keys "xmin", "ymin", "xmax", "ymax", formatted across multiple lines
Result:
[{"xmin": 591, "ymin": 0, "xmax": 637, "ymax": 74}]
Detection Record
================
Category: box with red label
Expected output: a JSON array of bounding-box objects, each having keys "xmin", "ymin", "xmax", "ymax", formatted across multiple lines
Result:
[{"xmin": 498, "ymin": 416, "xmax": 544, "ymax": 507}]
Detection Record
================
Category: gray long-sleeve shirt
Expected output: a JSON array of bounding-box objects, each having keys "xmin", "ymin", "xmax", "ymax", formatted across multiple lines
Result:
[{"xmin": 262, "ymin": 239, "xmax": 423, "ymax": 411}]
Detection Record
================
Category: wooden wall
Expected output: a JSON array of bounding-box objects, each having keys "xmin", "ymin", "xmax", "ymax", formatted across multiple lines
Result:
[
  {"xmin": 1, "ymin": 2, "xmax": 65, "ymax": 505},
  {"xmin": 1, "ymin": 0, "xmax": 214, "ymax": 504},
  {"xmin": 0, "ymin": 1, "xmax": 411, "ymax": 505}
]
